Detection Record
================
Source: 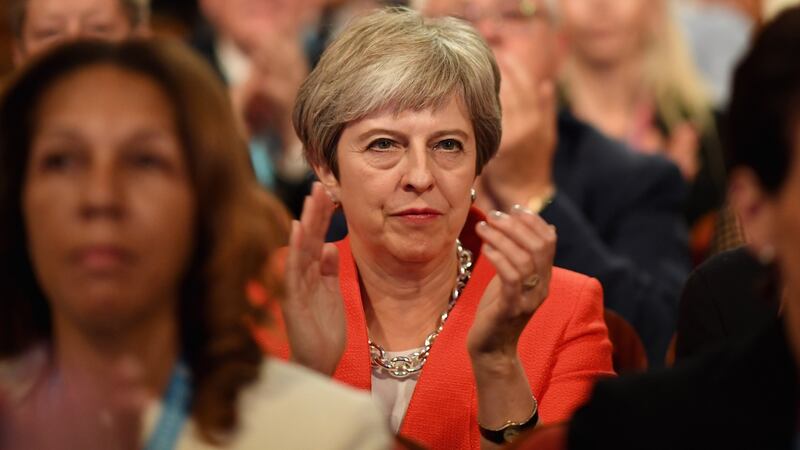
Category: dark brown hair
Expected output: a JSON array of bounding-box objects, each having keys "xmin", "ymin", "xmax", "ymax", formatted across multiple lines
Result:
[
  {"xmin": 0, "ymin": 39, "xmax": 288, "ymax": 444},
  {"xmin": 726, "ymin": 5, "xmax": 800, "ymax": 194}
]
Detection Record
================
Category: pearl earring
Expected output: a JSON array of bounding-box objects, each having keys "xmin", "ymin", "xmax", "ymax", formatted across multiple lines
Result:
[{"xmin": 325, "ymin": 190, "xmax": 340, "ymax": 208}]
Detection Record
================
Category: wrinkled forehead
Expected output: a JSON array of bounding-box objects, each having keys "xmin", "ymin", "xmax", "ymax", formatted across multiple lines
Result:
[{"xmin": 425, "ymin": 0, "xmax": 552, "ymax": 16}]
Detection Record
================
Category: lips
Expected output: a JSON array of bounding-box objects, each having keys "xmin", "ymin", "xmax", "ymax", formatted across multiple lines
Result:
[
  {"xmin": 392, "ymin": 207, "xmax": 443, "ymax": 217},
  {"xmin": 390, "ymin": 208, "xmax": 443, "ymax": 224},
  {"xmin": 71, "ymin": 245, "xmax": 134, "ymax": 272}
]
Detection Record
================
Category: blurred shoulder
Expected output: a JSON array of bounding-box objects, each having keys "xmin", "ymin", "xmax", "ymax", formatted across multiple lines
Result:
[{"xmin": 229, "ymin": 358, "xmax": 391, "ymax": 449}]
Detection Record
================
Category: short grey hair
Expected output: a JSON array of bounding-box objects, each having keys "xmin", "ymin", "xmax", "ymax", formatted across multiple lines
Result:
[
  {"xmin": 293, "ymin": 7, "xmax": 502, "ymax": 177},
  {"xmin": 8, "ymin": 0, "xmax": 150, "ymax": 39}
]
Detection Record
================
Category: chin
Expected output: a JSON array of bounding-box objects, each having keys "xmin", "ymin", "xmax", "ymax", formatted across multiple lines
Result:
[
  {"xmin": 386, "ymin": 235, "xmax": 453, "ymax": 264},
  {"xmin": 60, "ymin": 286, "xmax": 155, "ymax": 329}
]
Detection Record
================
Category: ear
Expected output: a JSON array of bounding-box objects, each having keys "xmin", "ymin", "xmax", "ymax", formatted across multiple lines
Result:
[
  {"xmin": 312, "ymin": 163, "xmax": 341, "ymax": 203},
  {"xmin": 728, "ymin": 167, "xmax": 777, "ymax": 259}
]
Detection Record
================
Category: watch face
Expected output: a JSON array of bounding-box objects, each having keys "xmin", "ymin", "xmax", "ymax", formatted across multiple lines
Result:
[{"xmin": 504, "ymin": 427, "xmax": 521, "ymax": 442}]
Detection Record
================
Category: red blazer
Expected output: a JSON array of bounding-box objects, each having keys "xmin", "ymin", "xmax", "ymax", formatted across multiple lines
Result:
[{"xmin": 252, "ymin": 209, "xmax": 614, "ymax": 450}]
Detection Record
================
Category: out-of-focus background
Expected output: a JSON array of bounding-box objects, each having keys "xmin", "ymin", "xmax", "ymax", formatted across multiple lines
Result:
[
  {"xmin": 2, "ymin": 0, "xmax": 800, "ymax": 371},
  {"xmin": 0, "ymin": 1, "xmax": 11, "ymax": 73},
  {"xmin": 2, "ymin": 0, "xmax": 797, "ymax": 82},
  {"xmin": 0, "ymin": 0, "xmax": 200, "ymax": 73}
]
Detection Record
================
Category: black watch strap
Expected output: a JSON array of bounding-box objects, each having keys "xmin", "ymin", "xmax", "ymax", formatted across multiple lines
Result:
[{"xmin": 479, "ymin": 407, "xmax": 539, "ymax": 444}]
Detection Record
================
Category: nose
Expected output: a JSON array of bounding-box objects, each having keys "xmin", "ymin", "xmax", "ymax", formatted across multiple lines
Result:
[
  {"xmin": 79, "ymin": 158, "xmax": 124, "ymax": 221},
  {"xmin": 64, "ymin": 20, "xmax": 83, "ymax": 41},
  {"xmin": 402, "ymin": 145, "xmax": 435, "ymax": 194}
]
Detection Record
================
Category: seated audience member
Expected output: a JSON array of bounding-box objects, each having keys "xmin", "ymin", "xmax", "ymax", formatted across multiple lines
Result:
[
  {"xmin": 675, "ymin": 247, "xmax": 778, "ymax": 361},
  {"xmin": 9, "ymin": 0, "xmax": 148, "ymax": 65},
  {"xmin": 0, "ymin": 39, "xmax": 390, "ymax": 449},
  {"xmin": 192, "ymin": 0, "xmax": 316, "ymax": 215},
  {"xmin": 567, "ymin": 8, "xmax": 800, "ymax": 449},
  {"xmin": 558, "ymin": 0, "xmax": 727, "ymax": 233},
  {"xmin": 425, "ymin": 0, "xmax": 690, "ymax": 364},
  {"xmin": 193, "ymin": 0, "xmax": 396, "ymax": 241},
  {"xmin": 253, "ymin": 8, "xmax": 614, "ymax": 449}
]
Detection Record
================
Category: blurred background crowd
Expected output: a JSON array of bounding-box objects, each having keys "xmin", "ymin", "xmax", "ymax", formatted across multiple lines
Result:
[
  {"xmin": 1, "ymin": 0, "xmax": 781, "ymax": 363},
  {"xmin": 3, "ymin": 0, "xmax": 800, "ymax": 448}
]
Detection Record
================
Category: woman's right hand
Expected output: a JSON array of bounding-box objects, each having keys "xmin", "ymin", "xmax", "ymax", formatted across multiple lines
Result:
[{"xmin": 282, "ymin": 182, "xmax": 346, "ymax": 375}]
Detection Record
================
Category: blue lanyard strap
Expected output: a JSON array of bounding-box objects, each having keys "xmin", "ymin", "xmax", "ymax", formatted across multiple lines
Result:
[{"xmin": 143, "ymin": 360, "xmax": 192, "ymax": 450}]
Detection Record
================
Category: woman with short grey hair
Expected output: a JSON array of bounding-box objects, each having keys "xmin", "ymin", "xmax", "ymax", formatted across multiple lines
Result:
[{"xmin": 254, "ymin": 8, "xmax": 614, "ymax": 449}]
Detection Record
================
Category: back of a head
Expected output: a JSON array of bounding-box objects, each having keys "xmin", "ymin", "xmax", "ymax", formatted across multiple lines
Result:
[{"xmin": 727, "ymin": 5, "xmax": 800, "ymax": 193}]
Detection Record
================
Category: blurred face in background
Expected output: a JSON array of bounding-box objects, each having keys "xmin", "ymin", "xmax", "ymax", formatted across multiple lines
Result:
[
  {"xmin": 199, "ymin": 0, "xmax": 318, "ymax": 51},
  {"xmin": 23, "ymin": 64, "xmax": 196, "ymax": 336},
  {"xmin": 758, "ymin": 123, "xmax": 800, "ymax": 294},
  {"xmin": 729, "ymin": 114, "xmax": 800, "ymax": 299},
  {"xmin": 426, "ymin": 0, "xmax": 559, "ymax": 154},
  {"xmin": 428, "ymin": 0, "xmax": 558, "ymax": 85},
  {"xmin": 558, "ymin": 0, "xmax": 658, "ymax": 67},
  {"xmin": 14, "ymin": 0, "xmax": 137, "ymax": 65}
]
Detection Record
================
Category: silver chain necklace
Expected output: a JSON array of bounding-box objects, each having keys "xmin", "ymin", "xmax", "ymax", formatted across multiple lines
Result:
[{"xmin": 368, "ymin": 240, "xmax": 473, "ymax": 379}]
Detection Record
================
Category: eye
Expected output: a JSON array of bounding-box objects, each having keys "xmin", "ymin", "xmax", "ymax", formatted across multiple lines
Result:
[
  {"xmin": 434, "ymin": 139, "xmax": 464, "ymax": 152},
  {"xmin": 367, "ymin": 138, "xmax": 398, "ymax": 152},
  {"xmin": 127, "ymin": 150, "xmax": 171, "ymax": 171},
  {"xmin": 87, "ymin": 23, "xmax": 115, "ymax": 36},
  {"xmin": 39, "ymin": 151, "xmax": 76, "ymax": 171},
  {"xmin": 31, "ymin": 28, "xmax": 62, "ymax": 41}
]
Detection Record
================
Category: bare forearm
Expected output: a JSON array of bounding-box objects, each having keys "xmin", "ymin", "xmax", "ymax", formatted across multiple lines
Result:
[{"xmin": 471, "ymin": 354, "xmax": 536, "ymax": 449}]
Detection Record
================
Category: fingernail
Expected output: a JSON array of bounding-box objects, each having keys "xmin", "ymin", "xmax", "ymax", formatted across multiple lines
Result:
[
  {"xmin": 477, "ymin": 220, "xmax": 488, "ymax": 229},
  {"xmin": 512, "ymin": 204, "xmax": 535, "ymax": 215},
  {"xmin": 490, "ymin": 210, "xmax": 507, "ymax": 219}
]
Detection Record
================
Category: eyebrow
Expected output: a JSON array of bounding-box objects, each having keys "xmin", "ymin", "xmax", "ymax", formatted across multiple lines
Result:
[
  {"xmin": 34, "ymin": 127, "xmax": 173, "ymax": 143},
  {"xmin": 125, "ymin": 129, "xmax": 174, "ymax": 142},
  {"xmin": 428, "ymin": 129, "xmax": 470, "ymax": 141},
  {"xmin": 356, "ymin": 128, "xmax": 470, "ymax": 141},
  {"xmin": 81, "ymin": 10, "xmax": 116, "ymax": 21}
]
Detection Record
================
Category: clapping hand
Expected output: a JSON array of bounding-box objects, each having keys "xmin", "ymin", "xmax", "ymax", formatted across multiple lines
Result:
[
  {"xmin": 282, "ymin": 182, "xmax": 346, "ymax": 375},
  {"xmin": 468, "ymin": 206, "xmax": 556, "ymax": 364}
]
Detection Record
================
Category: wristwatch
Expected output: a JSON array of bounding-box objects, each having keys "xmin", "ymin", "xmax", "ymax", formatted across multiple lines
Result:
[{"xmin": 478, "ymin": 397, "xmax": 539, "ymax": 444}]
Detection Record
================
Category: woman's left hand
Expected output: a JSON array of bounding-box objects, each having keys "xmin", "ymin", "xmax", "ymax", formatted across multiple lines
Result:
[{"xmin": 468, "ymin": 205, "xmax": 556, "ymax": 365}]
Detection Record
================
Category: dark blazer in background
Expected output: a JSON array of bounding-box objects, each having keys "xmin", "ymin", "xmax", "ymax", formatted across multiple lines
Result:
[
  {"xmin": 568, "ymin": 318, "xmax": 798, "ymax": 450},
  {"xmin": 676, "ymin": 246, "xmax": 779, "ymax": 362},
  {"xmin": 542, "ymin": 111, "xmax": 691, "ymax": 366}
]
